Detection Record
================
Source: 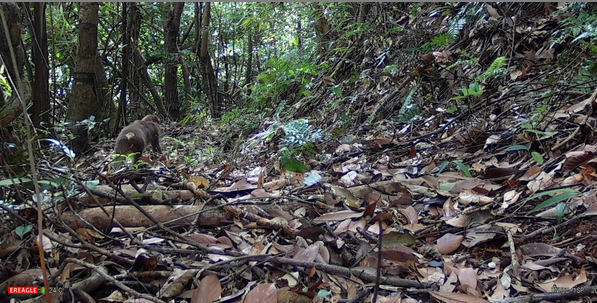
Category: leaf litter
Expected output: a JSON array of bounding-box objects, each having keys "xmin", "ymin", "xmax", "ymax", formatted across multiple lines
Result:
[{"xmin": 5, "ymin": 3, "xmax": 597, "ymax": 303}]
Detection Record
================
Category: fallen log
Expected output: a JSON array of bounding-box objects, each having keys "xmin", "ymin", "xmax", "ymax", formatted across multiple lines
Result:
[{"xmin": 61, "ymin": 205, "xmax": 230, "ymax": 230}]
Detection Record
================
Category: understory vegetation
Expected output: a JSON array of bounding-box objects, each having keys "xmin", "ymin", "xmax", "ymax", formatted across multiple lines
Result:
[{"xmin": 2, "ymin": 2, "xmax": 597, "ymax": 302}]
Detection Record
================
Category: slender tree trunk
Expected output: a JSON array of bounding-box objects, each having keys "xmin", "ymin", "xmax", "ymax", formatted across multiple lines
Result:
[
  {"xmin": 125, "ymin": 2, "xmax": 141, "ymax": 127},
  {"xmin": 357, "ymin": 3, "xmax": 372, "ymax": 23},
  {"xmin": 244, "ymin": 30, "xmax": 253, "ymax": 88},
  {"xmin": 66, "ymin": 2, "xmax": 100, "ymax": 153},
  {"xmin": 94, "ymin": 55, "xmax": 111, "ymax": 129},
  {"xmin": 31, "ymin": 3, "xmax": 49, "ymax": 127},
  {"xmin": 296, "ymin": 18, "xmax": 302, "ymax": 51},
  {"xmin": 133, "ymin": 47, "xmax": 165, "ymax": 114},
  {"xmin": 179, "ymin": 56, "xmax": 191, "ymax": 108},
  {"xmin": 199, "ymin": 2, "xmax": 220, "ymax": 118},
  {"xmin": 164, "ymin": 2, "xmax": 184, "ymax": 120},
  {"xmin": 312, "ymin": 3, "xmax": 329, "ymax": 56},
  {"xmin": 118, "ymin": 2, "xmax": 129, "ymax": 126},
  {"xmin": 0, "ymin": 2, "xmax": 31, "ymax": 127}
]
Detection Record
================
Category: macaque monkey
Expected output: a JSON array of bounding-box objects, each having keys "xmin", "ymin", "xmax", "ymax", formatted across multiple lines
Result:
[{"xmin": 111, "ymin": 114, "xmax": 162, "ymax": 170}]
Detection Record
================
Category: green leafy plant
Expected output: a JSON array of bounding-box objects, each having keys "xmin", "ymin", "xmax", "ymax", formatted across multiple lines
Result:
[
  {"xmin": 420, "ymin": 34, "xmax": 455, "ymax": 52},
  {"xmin": 15, "ymin": 225, "xmax": 33, "ymax": 239},
  {"xmin": 506, "ymin": 145, "xmax": 529, "ymax": 152},
  {"xmin": 281, "ymin": 119, "xmax": 324, "ymax": 147},
  {"xmin": 516, "ymin": 188, "xmax": 580, "ymax": 213},
  {"xmin": 398, "ymin": 85, "xmax": 421, "ymax": 122},
  {"xmin": 532, "ymin": 152, "xmax": 544, "ymax": 165},
  {"xmin": 523, "ymin": 124, "xmax": 556, "ymax": 138},
  {"xmin": 132, "ymin": 157, "xmax": 151, "ymax": 169},
  {"xmin": 529, "ymin": 191, "xmax": 580, "ymax": 213},
  {"xmin": 573, "ymin": 60, "xmax": 597, "ymax": 93},
  {"xmin": 250, "ymin": 51, "xmax": 318, "ymax": 112},
  {"xmin": 447, "ymin": 3, "xmax": 484, "ymax": 39},
  {"xmin": 339, "ymin": 22, "xmax": 372, "ymax": 40},
  {"xmin": 446, "ymin": 59, "xmax": 476, "ymax": 71},
  {"xmin": 453, "ymin": 160, "xmax": 472, "ymax": 177},
  {"xmin": 436, "ymin": 160, "xmax": 472, "ymax": 177},
  {"xmin": 451, "ymin": 82, "xmax": 484, "ymax": 100},
  {"xmin": 438, "ymin": 160, "xmax": 450, "ymax": 174},
  {"xmin": 555, "ymin": 202, "xmax": 568, "ymax": 224},
  {"xmin": 552, "ymin": 5, "xmax": 597, "ymax": 48},
  {"xmin": 0, "ymin": 178, "xmax": 32, "ymax": 186},
  {"xmin": 383, "ymin": 64, "xmax": 400, "ymax": 76},
  {"xmin": 279, "ymin": 148, "xmax": 309, "ymax": 173},
  {"xmin": 475, "ymin": 56, "xmax": 507, "ymax": 83}
]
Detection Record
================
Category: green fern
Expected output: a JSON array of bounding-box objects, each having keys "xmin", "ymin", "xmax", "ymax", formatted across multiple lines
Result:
[
  {"xmin": 446, "ymin": 59, "xmax": 476, "ymax": 71},
  {"xmin": 551, "ymin": 5, "xmax": 597, "ymax": 48},
  {"xmin": 447, "ymin": 3, "xmax": 484, "ymax": 39},
  {"xmin": 420, "ymin": 34, "xmax": 455, "ymax": 52},
  {"xmin": 398, "ymin": 85, "xmax": 421, "ymax": 122},
  {"xmin": 574, "ymin": 60, "xmax": 597, "ymax": 92},
  {"xmin": 451, "ymin": 82, "xmax": 484, "ymax": 100},
  {"xmin": 476, "ymin": 56, "xmax": 507, "ymax": 83}
]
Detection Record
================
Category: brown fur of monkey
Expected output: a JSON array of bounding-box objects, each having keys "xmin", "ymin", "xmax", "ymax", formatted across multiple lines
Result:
[{"xmin": 112, "ymin": 115, "xmax": 162, "ymax": 169}]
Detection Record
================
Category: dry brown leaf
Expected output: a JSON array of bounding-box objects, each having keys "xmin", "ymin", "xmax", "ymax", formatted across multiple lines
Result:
[
  {"xmin": 298, "ymin": 226, "xmax": 326, "ymax": 241},
  {"xmin": 313, "ymin": 210, "xmax": 363, "ymax": 223},
  {"xmin": 263, "ymin": 179, "xmax": 287, "ymax": 191},
  {"xmin": 187, "ymin": 175, "xmax": 210, "ymax": 188},
  {"xmin": 537, "ymin": 269, "xmax": 587, "ymax": 293},
  {"xmin": 485, "ymin": 4, "xmax": 501, "ymax": 18},
  {"xmin": 435, "ymin": 233, "xmax": 463, "ymax": 254},
  {"xmin": 462, "ymin": 226, "xmax": 499, "ymax": 247},
  {"xmin": 77, "ymin": 228, "xmax": 104, "ymax": 242},
  {"xmin": 519, "ymin": 243, "xmax": 562, "ymax": 257},
  {"xmin": 349, "ymin": 218, "xmax": 367, "ymax": 233},
  {"xmin": 445, "ymin": 215, "xmax": 467, "ymax": 228},
  {"xmin": 484, "ymin": 167, "xmax": 520, "ymax": 179},
  {"xmin": 293, "ymin": 244, "xmax": 319, "ymax": 262},
  {"xmin": 192, "ymin": 274, "xmax": 222, "ymax": 303},
  {"xmin": 400, "ymin": 206, "xmax": 418, "ymax": 224},
  {"xmin": 583, "ymin": 201, "xmax": 597, "ymax": 217},
  {"xmin": 277, "ymin": 289, "xmax": 312, "ymax": 303},
  {"xmin": 443, "ymin": 198, "xmax": 456, "ymax": 218},
  {"xmin": 244, "ymin": 283, "xmax": 277, "ymax": 303},
  {"xmin": 456, "ymin": 268, "xmax": 478, "ymax": 290},
  {"xmin": 251, "ymin": 188, "xmax": 271, "ymax": 198},
  {"xmin": 381, "ymin": 245, "xmax": 417, "ymax": 262},
  {"xmin": 458, "ymin": 192, "xmax": 493, "ymax": 205},
  {"xmin": 562, "ymin": 151, "xmax": 595, "ymax": 171},
  {"xmin": 429, "ymin": 291, "xmax": 488, "ymax": 303},
  {"xmin": 488, "ymin": 278, "xmax": 507, "ymax": 301},
  {"xmin": 186, "ymin": 233, "xmax": 218, "ymax": 245}
]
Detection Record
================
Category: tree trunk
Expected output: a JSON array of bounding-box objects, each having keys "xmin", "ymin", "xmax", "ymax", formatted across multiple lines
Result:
[
  {"xmin": 31, "ymin": 3, "xmax": 49, "ymax": 127},
  {"xmin": 94, "ymin": 55, "xmax": 112, "ymax": 130},
  {"xmin": 0, "ymin": 2, "xmax": 31, "ymax": 127},
  {"xmin": 244, "ymin": 30, "xmax": 253, "ymax": 88},
  {"xmin": 164, "ymin": 2, "xmax": 184, "ymax": 120},
  {"xmin": 118, "ymin": 2, "xmax": 129, "ymax": 127},
  {"xmin": 123, "ymin": 2, "xmax": 141, "ymax": 129},
  {"xmin": 199, "ymin": 2, "xmax": 220, "ymax": 118},
  {"xmin": 312, "ymin": 3, "xmax": 329, "ymax": 56},
  {"xmin": 296, "ymin": 18, "xmax": 302, "ymax": 51},
  {"xmin": 357, "ymin": 3, "xmax": 372, "ymax": 23},
  {"xmin": 179, "ymin": 57, "xmax": 192, "ymax": 109},
  {"xmin": 66, "ymin": 2, "xmax": 100, "ymax": 153},
  {"xmin": 133, "ymin": 47, "xmax": 165, "ymax": 115}
]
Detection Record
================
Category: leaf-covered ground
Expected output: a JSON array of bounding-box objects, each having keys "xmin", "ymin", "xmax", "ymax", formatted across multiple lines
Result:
[{"xmin": 3, "ymin": 3, "xmax": 597, "ymax": 303}]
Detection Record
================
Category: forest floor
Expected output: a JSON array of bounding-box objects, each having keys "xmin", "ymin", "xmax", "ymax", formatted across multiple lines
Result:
[{"xmin": 3, "ymin": 3, "xmax": 597, "ymax": 303}]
